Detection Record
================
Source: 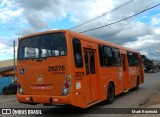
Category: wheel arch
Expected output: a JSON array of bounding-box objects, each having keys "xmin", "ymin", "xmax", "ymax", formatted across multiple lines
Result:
[{"xmin": 106, "ymin": 80, "xmax": 115, "ymax": 97}]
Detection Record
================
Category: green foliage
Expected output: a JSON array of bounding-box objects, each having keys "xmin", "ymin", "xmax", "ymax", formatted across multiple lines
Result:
[{"xmin": 141, "ymin": 55, "xmax": 154, "ymax": 71}]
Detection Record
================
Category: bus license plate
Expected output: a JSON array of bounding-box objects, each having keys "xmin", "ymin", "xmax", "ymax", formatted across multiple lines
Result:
[{"xmin": 37, "ymin": 86, "xmax": 46, "ymax": 89}]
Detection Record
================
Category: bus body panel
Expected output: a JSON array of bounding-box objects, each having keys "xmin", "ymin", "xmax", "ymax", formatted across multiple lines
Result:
[
  {"xmin": 72, "ymin": 39, "xmax": 100, "ymax": 107},
  {"xmin": 17, "ymin": 30, "xmax": 77, "ymax": 106},
  {"xmin": 17, "ymin": 57, "xmax": 68, "ymax": 96},
  {"xmin": 17, "ymin": 30, "xmax": 144, "ymax": 108}
]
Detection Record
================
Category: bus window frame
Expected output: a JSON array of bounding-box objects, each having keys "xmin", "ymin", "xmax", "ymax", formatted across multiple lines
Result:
[
  {"xmin": 102, "ymin": 45, "xmax": 115, "ymax": 67},
  {"xmin": 98, "ymin": 44, "xmax": 105, "ymax": 67},
  {"xmin": 98, "ymin": 45, "xmax": 122, "ymax": 67},
  {"xmin": 127, "ymin": 51, "xmax": 140, "ymax": 66},
  {"xmin": 72, "ymin": 38, "xmax": 83, "ymax": 68},
  {"xmin": 113, "ymin": 48, "xmax": 121, "ymax": 66},
  {"xmin": 18, "ymin": 32, "xmax": 67, "ymax": 60}
]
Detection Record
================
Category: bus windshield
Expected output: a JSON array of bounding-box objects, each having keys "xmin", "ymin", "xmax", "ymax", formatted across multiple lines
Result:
[{"xmin": 18, "ymin": 32, "xmax": 67, "ymax": 60}]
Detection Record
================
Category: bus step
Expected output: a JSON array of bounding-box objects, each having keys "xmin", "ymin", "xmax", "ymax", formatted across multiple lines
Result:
[
  {"xmin": 124, "ymin": 89, "xmax": 129, "ymax": 93},
  {"xmin": 87, "ymin": 100, "xmax": 100, "ymax": 107}
]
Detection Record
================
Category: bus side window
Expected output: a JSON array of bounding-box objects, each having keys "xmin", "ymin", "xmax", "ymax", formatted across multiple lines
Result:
[
  {"xmin": 72, "ymin": 38, "xmax": 83, "ymax": 68},
  {"xmin": 90, "ymin": 51, "xmax": 95, "ymax": 74},
  {"xmin": 84, "ymin": 51, "xmax": 89, "ymax": 75},
  {"xmin": 103, "ymin": 46, "xmax": 115, "ymax": 66},
  {"xmin": 128, "ymin": 52, "xmax": 133, "ymax": 66},
  {"xmin": 134, "ymin": 53, "xmax": 139, "ymax": 66},
  {"xmin": 98, "ymin": 44, "xmax": 104, "ymax": 67},
  {"xmin": 127, "ymin": 52, "xmax": 139, "ymax": 66},
  {"xmin": 113, "ymin": 48, "xmax": 121, "ymax": 66}
]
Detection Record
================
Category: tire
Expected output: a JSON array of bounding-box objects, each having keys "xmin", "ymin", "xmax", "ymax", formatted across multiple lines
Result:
[
  {"xmin": 107, "ymin": 83, "xmax": 115, "ymax": 104},
  {"xmin": 134, "ymin": 78, "xmax": 139, "ymax": 91}
]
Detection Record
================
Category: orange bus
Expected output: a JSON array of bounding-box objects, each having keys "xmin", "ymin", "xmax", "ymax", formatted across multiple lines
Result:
[{"xmin": 17, "ymin": 30, "xmax": 144, "ymax": 108}]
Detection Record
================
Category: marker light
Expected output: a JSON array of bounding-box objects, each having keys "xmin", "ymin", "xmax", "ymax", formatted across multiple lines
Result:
[{"xmin": 17, "ymin": 83, "xmax": 23, "ymax": 94}]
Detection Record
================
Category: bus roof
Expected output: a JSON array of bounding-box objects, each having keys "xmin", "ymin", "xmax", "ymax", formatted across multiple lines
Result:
[
  {"xmin": 69, "ymin": 30, "xmax": 140, "ymax": 53},
  {"xmin": 19, "ymin": 29, "xmax": 66, "ymax": 40},
  {"xmin": 19, "ymin": 29, "xmax": 140, "ymax": 54}
]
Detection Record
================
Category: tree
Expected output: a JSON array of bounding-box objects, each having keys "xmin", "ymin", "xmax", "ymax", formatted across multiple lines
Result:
[{"xmin": 141, "ymin": 55, "xmax": 154, "ymax": 72}]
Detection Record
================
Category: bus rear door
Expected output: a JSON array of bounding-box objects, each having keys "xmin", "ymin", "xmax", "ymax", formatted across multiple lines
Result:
[
  {"xmin": 121, "ymin": 54, "xmax": 129, "ymax": 91},
  {"xmin": 84, "ymin": 49, "xmax": 98, "ymax": 104}
]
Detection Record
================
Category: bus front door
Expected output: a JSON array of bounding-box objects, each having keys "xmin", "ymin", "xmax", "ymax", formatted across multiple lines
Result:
[{"xmin": 84, "ymin": 49, "xmax": 98, "ymax": 104}]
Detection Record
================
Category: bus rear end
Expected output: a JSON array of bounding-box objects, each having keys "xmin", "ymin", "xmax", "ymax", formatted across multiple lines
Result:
[{"xmin": 17, "ymin": 31, "xmax": 75, "ymax": 106}]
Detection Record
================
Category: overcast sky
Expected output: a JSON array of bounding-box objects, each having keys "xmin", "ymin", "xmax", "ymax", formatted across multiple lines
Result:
[{"xmin": 0, "ymin": 0, "xmax": 160, "ymax": 61}]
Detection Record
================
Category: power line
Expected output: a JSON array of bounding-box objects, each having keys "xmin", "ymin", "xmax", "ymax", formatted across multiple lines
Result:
[
  {"xmin": 79, "ymin": 3, "xmax": 160, "ymax": 33},
  {"xmin": 149, "ymin": 52, "xmax": 160, "ymax": 54},
  {"xmin": 70, "ymin": 0, "xmax": 135, "ymax": 29},
  {"xmin": 114, "ymin": 0, "xmax": 157, "ymax": 35}
]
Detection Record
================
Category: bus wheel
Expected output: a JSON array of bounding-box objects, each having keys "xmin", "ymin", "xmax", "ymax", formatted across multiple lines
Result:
[
  {"xmin": 134, "ymin": 78, "xmax": 139, "ymax": 91},
  {"xmin": 107, "ymin": 83, "xmax": 115, "ymax": 104}
]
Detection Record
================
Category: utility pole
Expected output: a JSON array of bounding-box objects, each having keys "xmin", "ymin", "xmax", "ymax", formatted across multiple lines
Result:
[{"xmin": 13, "ymin": 41, "xmax": 16, "ymax": 81}]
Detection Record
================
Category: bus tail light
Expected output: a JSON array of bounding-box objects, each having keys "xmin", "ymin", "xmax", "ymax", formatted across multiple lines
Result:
[
  {"xmin": 62, "ymin": 75, "xmax": 72, "ymax": 95},
  {"xmin": 65, "ymin": 77, "xmax": 70, "ymax": 82},
  {"xmin": 17, "ymin": 83, "xmax": 21, "ymax": 89},
  {"xmin": 17, "ymin": 83, "xmax": 23, "ymax": 94},
  {"xmin": 65, "ymin": 83, "xmax": 69, "ymax": 88}
]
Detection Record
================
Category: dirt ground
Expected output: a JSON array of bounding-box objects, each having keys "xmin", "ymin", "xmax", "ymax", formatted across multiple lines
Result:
[
  {"xmin": 139, "ymin": 91, "xmax": 160, "ymax": 108},
  {"xmin": 130, "ymin": 91, "xmax": 160, "ymax": 117}
]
